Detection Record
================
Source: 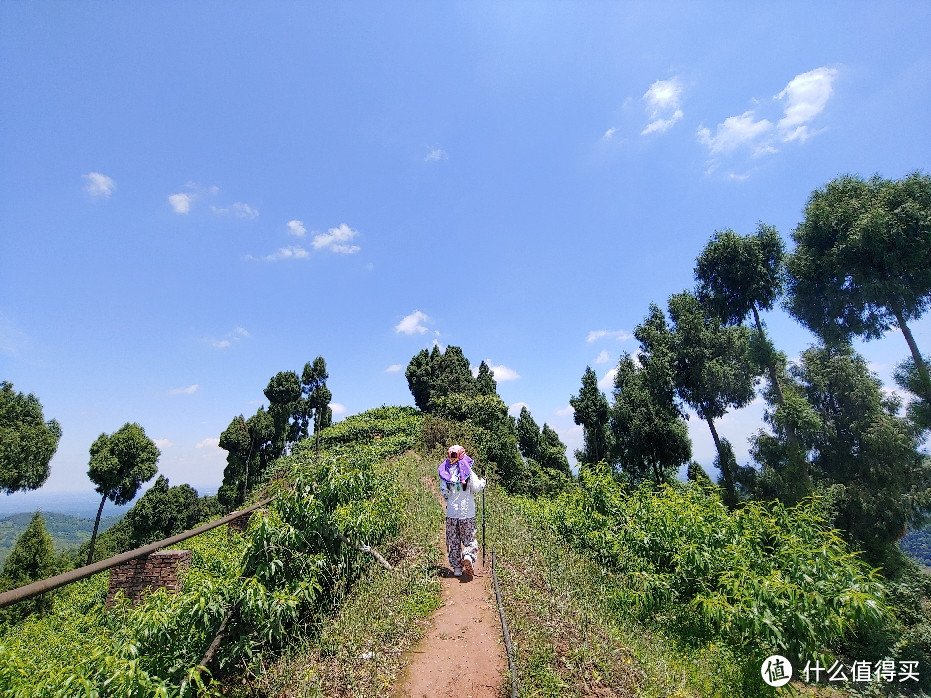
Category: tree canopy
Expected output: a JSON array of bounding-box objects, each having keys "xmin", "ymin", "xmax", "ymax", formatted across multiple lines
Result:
[
  {"xmin": 0, "ymin": 381, "xmax": 61, "ymax": 495},
  {"xmin": 569, "ymin": 366, "xmax": 612, "ymax": 465},
  {"xmin": 86, "ymin": 422, "xmax": 159, "ymax": 564},
  {"xmin": 787, "ymin": 172, "xmax": 931, "ymax": 400}
]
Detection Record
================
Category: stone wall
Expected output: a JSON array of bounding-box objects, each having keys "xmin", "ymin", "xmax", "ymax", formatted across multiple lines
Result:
[{"xmin": 106, "ymin": 550, "xmax": 191, "ymax": 605}]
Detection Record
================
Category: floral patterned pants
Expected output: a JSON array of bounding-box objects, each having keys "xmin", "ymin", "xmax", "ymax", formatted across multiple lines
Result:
[{"xmin": 445, "ymin": 517, "xmax": 477, "ymax": 568}]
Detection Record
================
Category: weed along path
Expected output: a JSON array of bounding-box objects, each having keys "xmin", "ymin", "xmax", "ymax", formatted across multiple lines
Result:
[{"xmin": 391, "ymin": 479, "xmax": 506, "ymax": 697}]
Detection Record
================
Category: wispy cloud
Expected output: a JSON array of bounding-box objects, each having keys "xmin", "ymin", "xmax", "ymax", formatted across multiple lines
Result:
[
  {"xmin": 395, "ymin": 310, "xmax": 430, "ymax": 335},
  {"xmin": 594, "ymin": 350, "xmax": 611, "ymax": 364},
  {"xmin": 258, "ymin": 246, "xmax": 310, "ymax": 262},
  {"xmin": 212, "ymin": 202, "xmax": 260, "ymax": 219},
  {"xmin": 776, "ymin": 67, "xmax": 838, "ymax": 142},
  {"xmin": 697, "ymin": 66, "xmax": 839, "ymax": 175},
  {"xmin": 425, "ymin": 147, "xmax": 448, "ymax": 162},
  {"xmin": 555, "ymin": 405, "xmax": 575, "ymax": 417},
  {"xmin": 312, "ymin": 223, "xmax": 360, "ymax": 254},
  {"xmin": 208, "ymin": 327, "xmax": 250, "ymax": 349},
  {"xmin": 330, "ymin": 402, "xmax": 347, "ymax": 416},
  {"xmin": 641, "ymin": 77, "xmax": 684, "ymax": 135},
  {"xmin": 169, "ymin": 384, "xmax": 198, "ymax": 395},
  {"xmin": 83, "ymin": 172, "xmax": 116, "ymax": 198},
  {"xmin": 169, "ymin": 192, "xmax": 194, "ymax": 214},
  {"xmin": 154, "ymin": 438, "xmax": 173, "ymax": 450},
  {"xmin": 697, "ymin": 111, "xmax": 774, "ymax": 155},
  {"xmin": 195, "ymin": 437, "xmax": 220, "ymax": 449},
  {"xmin": 603, "ymin": 127, "xmax": 617, "ymax": 140},
  {"xmin": 287, "ymin": 220, "xmax": 306, "ymax": 237},
  {"xmin": 490, "ymin": 364, "xmax": 520, "ymax": 381},
  {"xmin": 385, "ymin": 364, "xmax": 403, "ymax": 373},
  {"xmin": 586, "ymin": 329, "xmax": 632, "ymax": 343}
]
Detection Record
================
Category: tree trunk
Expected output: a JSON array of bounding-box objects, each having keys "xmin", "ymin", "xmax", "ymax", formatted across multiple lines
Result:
[
  {"xmin": 893, "ymin": 306, "xmax": 931, "ymax": 404},
  {"xmin": 86, "ymin": 493, "xmax": 107, "ymax": 566},
  {"xmin": 752, "ymin": 305, "xmax": 785, "ymax": 408},
  {"xmin": 753, "ymin": 304, "xmax": 801, "ymax": 451},
  {"xmin": 705, "ymin": 414, "xmax": 737, "ymax": 509}
]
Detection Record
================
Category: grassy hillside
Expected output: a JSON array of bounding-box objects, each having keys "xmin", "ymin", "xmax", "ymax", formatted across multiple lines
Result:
[
  {"xmin": 1, "ymin": 406, "xmax": 929, "ymax": 696},
  {"xmin": 0, "ymin": 512, "xmax": 122, "ymax": 567}
]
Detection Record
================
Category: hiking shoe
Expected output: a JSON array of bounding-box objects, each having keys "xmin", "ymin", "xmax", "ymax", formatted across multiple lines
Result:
[
  {"xmin": 453, "ymin": 566, "xmax": 462, "ymax": 577},
  {"xmin": 462, "ymin": 558, "xmax": 473, "ymax": 576}
]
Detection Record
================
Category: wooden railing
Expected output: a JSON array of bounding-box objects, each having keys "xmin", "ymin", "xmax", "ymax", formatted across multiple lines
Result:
[{"xmin": 0, "ymin": 497, "xmax": 274, "ymax": 608}]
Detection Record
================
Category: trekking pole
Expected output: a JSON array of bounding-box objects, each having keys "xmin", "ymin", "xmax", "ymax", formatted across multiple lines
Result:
[{"xmin": 481, "ymin": 486, "xmax": 486, "ymax": 568}]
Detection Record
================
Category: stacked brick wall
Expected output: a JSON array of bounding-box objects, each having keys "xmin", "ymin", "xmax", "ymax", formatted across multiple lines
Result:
[
  {"xmin": 106, "ymin": 550, "xmax": 191, "ymax": 605},
  {"xmin": 227, "ymin": 510, "xmax": 254, "ymax": 534}
]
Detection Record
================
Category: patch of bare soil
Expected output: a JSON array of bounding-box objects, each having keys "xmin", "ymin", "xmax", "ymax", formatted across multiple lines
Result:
[{"xmin": 391, "ymin": 481, "xmax": 506, "ymax": 698}]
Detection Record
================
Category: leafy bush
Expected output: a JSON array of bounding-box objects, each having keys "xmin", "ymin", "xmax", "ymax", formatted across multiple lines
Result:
[{"xmin": 517, "ymin": 463, "xmax": 889, "ymax": 666}]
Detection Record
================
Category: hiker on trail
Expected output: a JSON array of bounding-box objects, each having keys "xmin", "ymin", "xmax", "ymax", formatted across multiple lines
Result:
[{"xmin": 438, "ymin": 445, "xmax": 485, "ymax": 577}]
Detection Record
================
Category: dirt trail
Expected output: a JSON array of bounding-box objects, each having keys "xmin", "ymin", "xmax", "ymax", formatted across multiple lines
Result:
[{"xmin": 391, "ymin": 481, "xmax": 506, "ymax": 698}]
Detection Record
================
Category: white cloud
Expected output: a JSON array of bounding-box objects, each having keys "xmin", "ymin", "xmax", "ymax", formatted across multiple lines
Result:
[
  {"xmin": 169, "ymin": 192, "xmax": 194, "ymax": 214},
  {"xmin": 509, "ymin": 402, "xmax": 530, "ymax": 416},
  {"xmin": 154, "ymin": 439, "xmax": 173, "ymax": 450},
  {"xmin": 490, "ymin": 364, "xmax": 520, "ymax": 381},
  {"xmin": 256, "ymin": 246, "xmax": 310, "ymax": 262},
  {"xmin": 169, "ymin": 384, "xmax": 198, "ymax": 395},
  {"xmin": 287, "ymin": 220, "xmax": 306, "ymax": 237},
  {"xmin": 209, "ymin": 327, "xmax": 250, "ymax": 349},
  {"xmin": 385, "ymin": 364, "xmax": 403, "ymax": 373},
  {"xmin": 586, "ymin": 329, "xmax": 632, "ymax": 343},
  {"xmin": 312, "ymin": 223, "xmax": 360, "ymax": 254},
  {"xmin": 395, "ymin": 310, "xmax": 430, "ymax": 335},
  {"xmin": 195, "ymin": 437, "xmax": 220, "ymax": 449},
  {"xmin": 330, "ymin": 402, "xmax": 347, "ymax": 416},
  {"xmin": 697, "ymin": 111, "xmax": 774, "ymax": 155},
  {"xmin": 641, "ymin": 77, "xmax": 684, "ymax": 135},
  {"xmin": 598, "ymin": 367, "xmax": 618, "ymax": 390},
  {"xmin": 603, "ymin": 127, "xmax": 617, "ymax": 140},
  {"xmin": 232, "ymin": 202, "xmax": 259, "ymax": 219},
  {"xmin": 776, "ymin": 66, "xmax": 838, "ymax": 142},
  {"xmin": 425, "ymin": 147, "xmax": 447, "ymax": 162},
  {"xmin": 555, "ymin": 405, "xmax": 575, "ymax": 417},
  {"xmin": 594, "ymin": 350, "xmax": 611, "ymax": 364},
  {"xmin": 83, "ymin": 172, "xmax": 116, "ymax": 198}
]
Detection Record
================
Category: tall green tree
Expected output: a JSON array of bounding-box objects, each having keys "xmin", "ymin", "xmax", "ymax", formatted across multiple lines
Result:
[
  {"xmin": 695, "ymin": 224, "xmax": 788, "ymax": 408},
  {"xmin": 86, "ymin": 423, "xmax": 159, "ymax": 565},
  {"xmin": 514, "ymin": 406, "xmax": 571, "ymax": 492},
  {"xmin": 515, "ymin": 406, "xmax": 542, "ymax": 460},
  {"xmin": 264, "ymin": 370, "xmax": 302, "ymax": 458},
  {"xmin": 475, "ymin": 361, "xmax": 498, "ymax": 396},
  {"xmin": 787, "ymin": 172, "xmax": 931, "ymax": 402},
  {"xmin": 218, "ymin": 407, "xmax": 275, "ymax": 510},
  {"xmin": 792, "ymin": 343, "xmax": 931, "ymax": 564},
  {"xmin": 610, "ymin": 352, "xmax": 691, "ymax": 486},
  {"xmin": 1, "ymin": 512, "xmax": 56, "ymax": 616},
  {"xmin": 661, "ymin": 293, "xmax": 756, "ymax": 507},
  {"xmin": 122, "ymin": 475, "xmax": 202, "ymax": 549},
  {"xmin": 302, "ymin": 356, "xmax": 332, "ymax": 435},
  {"xmin": 569, "ymin": 366, "xmax": 612, "ymax": 465},
  {"xmin": 1, "ymin": 381, "xmax": 61, "ymax": 494},
  {"xmin": 405, "ymin": 345, "xmax": 478, "ymax": 412}
]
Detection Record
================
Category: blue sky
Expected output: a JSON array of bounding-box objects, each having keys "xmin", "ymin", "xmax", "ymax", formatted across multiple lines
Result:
[{"xmin": 2, "ymin": 3, "xmax": 930, "ymax": 509}]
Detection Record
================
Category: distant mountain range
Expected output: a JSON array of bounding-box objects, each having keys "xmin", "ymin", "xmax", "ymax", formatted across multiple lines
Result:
[{"xmin": 0, "ymin": 511, "xmax": 123, "ymax": 567}]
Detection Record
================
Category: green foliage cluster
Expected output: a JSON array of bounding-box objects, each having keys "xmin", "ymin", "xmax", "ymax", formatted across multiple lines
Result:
[
  {"xmin": 0, "ymin": 513, "xmax": 58, "ymax": 620},
  {"xmin": 218, "ymin": 357, "xmax": 332, "ymax": 510},
  {"xmin": 900, "ymin": 528, "xmax": 931, "ymax": 568},
  {"xmin": 0, "ymin": 406, "xmax": 423, "ymax": 695},
  {"xmin": 404, "ymin": 345, "xmax": 566, "ymax": 495},
  {"xmin": 517, "ymin": 463, "xmax": 888, "ymax": 668},
  {"xmin": 0, "ymin": 381, "xmax": 61, "ymax": 494}
]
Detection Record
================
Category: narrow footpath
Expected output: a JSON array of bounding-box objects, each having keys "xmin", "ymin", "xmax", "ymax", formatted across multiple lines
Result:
[{"xmin": 391, "ymin": 480, "xmax": 506, "ymax": 698}]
